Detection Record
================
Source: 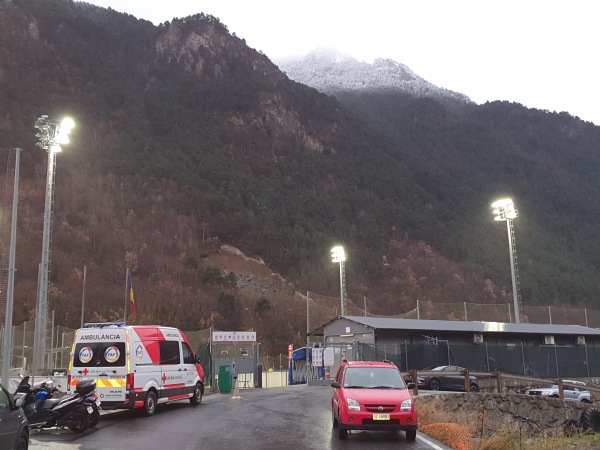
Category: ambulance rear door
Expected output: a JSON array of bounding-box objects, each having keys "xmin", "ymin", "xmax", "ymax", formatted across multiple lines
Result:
[{"xmin": 71, "ymin": 328, "xmax": 127, "ymax": 403}]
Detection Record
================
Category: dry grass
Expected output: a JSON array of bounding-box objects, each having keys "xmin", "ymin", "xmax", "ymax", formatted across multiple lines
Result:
[{"xmin": 416, "ymin": 396, "xmax": 598, "ymax": 450}]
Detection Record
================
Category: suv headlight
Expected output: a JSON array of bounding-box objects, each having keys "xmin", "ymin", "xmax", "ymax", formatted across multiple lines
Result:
[
  {"xmin": 347, "ymin": 398, "xmax": 360, "ymax": 411},
  {"xmin": 541, "ymin": 390, "xmax": 553, "ymax": 396},
  {"xmin": 400, "ymin": 399, "xmax": 412, "ymax": 411}
]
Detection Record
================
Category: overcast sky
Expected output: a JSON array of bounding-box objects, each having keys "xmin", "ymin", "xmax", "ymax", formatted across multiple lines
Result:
[{"xmin": 83, "ymin": 0, "xmax": 600, "ymax": 125}]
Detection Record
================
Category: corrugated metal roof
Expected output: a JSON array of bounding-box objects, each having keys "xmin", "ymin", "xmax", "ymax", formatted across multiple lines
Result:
[{"xmin": 342, "ymin": 316, "xmax": 600, "ymax": 335}]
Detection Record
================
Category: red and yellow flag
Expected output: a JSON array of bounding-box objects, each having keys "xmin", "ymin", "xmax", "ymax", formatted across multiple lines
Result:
[{"xmin": 127, "ymin": 272, "xmax": 137, "ymax": 317}]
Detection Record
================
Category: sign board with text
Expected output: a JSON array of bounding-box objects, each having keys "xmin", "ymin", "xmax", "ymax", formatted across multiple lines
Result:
[{"xmin": 212, "ymin": 331, "xmax": 257, "ymax": 342}]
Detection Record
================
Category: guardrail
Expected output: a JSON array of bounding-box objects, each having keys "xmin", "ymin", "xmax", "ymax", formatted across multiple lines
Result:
[{"xmin": 402, "ymin": 369, "xmax": 600, "ymax": 400}]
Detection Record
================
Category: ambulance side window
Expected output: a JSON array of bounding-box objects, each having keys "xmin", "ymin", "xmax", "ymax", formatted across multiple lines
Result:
[
  {"xmin": 182, "ymin": 342, "xmax": 195, "ymax": 365},
  {"xmin": 159, "ymin": 341, "xmax": 180, "ymax": 365}
]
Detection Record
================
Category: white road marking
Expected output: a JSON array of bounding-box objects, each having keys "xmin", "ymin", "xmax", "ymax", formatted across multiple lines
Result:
[{"xmin": 417, "ymin": 433, "xmax": 448, "ymax": 450}]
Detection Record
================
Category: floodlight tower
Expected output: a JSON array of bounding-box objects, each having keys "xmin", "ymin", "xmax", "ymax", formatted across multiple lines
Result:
[
  {"xmin": 492, "ymin": 198, "xmax": 522, "ymax": 323},
  {"xmin": 331, "ymin": 246, "xmax": 347, "ymax": 316},
  {"xmin": 32, "ymin": 116, "xmax": 74, "ymax": 374}
]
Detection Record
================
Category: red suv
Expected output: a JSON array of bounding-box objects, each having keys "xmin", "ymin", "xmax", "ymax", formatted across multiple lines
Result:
[{"xmin": 331, "ymin": 360, "xmax": 418, "ymax": 440}]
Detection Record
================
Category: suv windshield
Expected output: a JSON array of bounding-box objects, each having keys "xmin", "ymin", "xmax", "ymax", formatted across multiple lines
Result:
[{"xmin": 343, "ymin": 367, "xmax": 406, "ymax": 389}]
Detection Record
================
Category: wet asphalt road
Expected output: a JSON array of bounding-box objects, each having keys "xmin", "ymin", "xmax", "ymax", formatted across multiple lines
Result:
[{"xmin": 30, "ymin": 385, "xmax": 450, "ymax": 450}]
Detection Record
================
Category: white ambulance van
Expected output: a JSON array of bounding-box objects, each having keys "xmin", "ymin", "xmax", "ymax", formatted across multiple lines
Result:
[{"xmin": 67, "ymin": 322, "xmax": 205, "ymax": 416}]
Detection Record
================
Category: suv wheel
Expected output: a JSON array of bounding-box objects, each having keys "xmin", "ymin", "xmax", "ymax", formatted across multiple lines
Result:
[{"xmin": 429, "ymin": 379, "xmax": 440, "ymax": 391}]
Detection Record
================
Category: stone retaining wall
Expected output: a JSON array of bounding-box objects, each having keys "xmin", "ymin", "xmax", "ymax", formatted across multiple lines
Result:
[{"xmin": 415, "ymin": 393, "xmax": 592, "ymax": 437}]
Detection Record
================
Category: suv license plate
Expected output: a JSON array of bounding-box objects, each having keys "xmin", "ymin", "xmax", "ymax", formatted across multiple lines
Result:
[{"xmin": 373, "ymin": 414, "xmax": 390, "ymax": 420}]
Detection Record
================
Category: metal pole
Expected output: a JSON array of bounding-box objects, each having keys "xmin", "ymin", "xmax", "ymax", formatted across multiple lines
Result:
[
  {"xmin": 464, "ymin": 302, "xmax": 468, "ymax": 321},
  {"xmin": 80, "ymin": 265, "xmax": 87, "ymax": 327},
  {"xmin": 34, "ymin": 145, "xmax": 57, "ymax": 374},
  {"xmin": 364, "ymin": 296, "xmax": 367, "ymax": 317},
  {"xmin": 47, "ymin": 310, "xmax": 54, "ymax": 369},
  {"xmin": 521, "ymin": 341, "xmax": 527, "ymax": 375},
  {"xmin": 584, "ymin": 343, "xmax": 590, "ymax": 378},
  {"xmin": 416, "ymin": 300, "xmax": 420, "ymax": 320},
  {"xmin": 306, "ymin": 291, "xmax": 310, "ymax": 382},
  {"xmin": 2, "ymin": 148, "xmax": 20, "ymax": 386},
  {"xmin": 21, "ymin": 321, "xmax": 26, "ymax": 373},
  {"xmin": 339, "ymin": 261, "xmax": 344, "ymax": 316},
  {"xmin": 548, "ymin": 306, "xmax": 552, "ymax": 324},
  {"xmin": 554, "ymin": 344, "xmax": 559, "ymax": 378},
  {"xmin": 124, "ymin": 267, "xmax": 129, "ymax": 323},
  {"xmin": 506, "ymin": 219, "xmax": 520, "ymax": 323},
  {"xmin": 585, "ymin": 308, "xmax": 589, "ymax": 327},
  {"xmin": 485, "ymin": 342, "xmax": 490, "ymax": 372}
]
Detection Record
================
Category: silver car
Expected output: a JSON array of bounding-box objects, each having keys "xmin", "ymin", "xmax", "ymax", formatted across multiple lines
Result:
[{"xmin": 526, "ymin": 380, "xmax": 592, "ymax": 403}]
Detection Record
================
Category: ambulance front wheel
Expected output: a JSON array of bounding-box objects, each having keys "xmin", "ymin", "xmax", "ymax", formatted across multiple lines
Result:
[
  {"xmin": 143, "ymin": 390, "xmax": 157, "ymax": 416},
  {"xmin": 190, "ymin": 383, "xmax": 203, "ymax": 406}
]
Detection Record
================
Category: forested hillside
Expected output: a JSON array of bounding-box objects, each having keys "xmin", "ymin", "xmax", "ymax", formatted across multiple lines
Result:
[{"xmin": 1, "ymin": 0, "xmax": 599, "ymax": 355}]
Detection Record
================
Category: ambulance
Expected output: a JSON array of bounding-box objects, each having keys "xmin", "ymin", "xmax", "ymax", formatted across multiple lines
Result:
[{"xmin": 67, "ymin": 322, "xmax": 205, "ymax": 416}]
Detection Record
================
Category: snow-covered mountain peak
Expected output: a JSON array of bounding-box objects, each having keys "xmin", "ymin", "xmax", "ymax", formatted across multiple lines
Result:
[{"xmin": 275, "ymin": 49, "xmax": 470, "ymax": 103}]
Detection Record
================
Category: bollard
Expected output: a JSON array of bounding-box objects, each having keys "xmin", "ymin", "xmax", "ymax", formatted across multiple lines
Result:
[{"xmin": 232, "ymin": 375, "xmax": 241, "ymax": 399}]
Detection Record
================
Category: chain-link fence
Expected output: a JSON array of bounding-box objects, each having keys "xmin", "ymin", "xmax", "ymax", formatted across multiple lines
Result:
[
  {"xmin": 334, "ymin": 341, "xmax": 600, "ymax": 378},
  {"xmin": 3, "ymin": 300, "xmax": 600, "ymax": 377}
]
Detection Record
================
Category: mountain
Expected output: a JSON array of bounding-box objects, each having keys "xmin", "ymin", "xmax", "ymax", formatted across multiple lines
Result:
[
  {"xmin": 275, "ymin": 49, "xmax": 471, "ymax": 103},
  {"xmin": 1, "ymin": 0, "xmax": 600, "ymax": 356}
]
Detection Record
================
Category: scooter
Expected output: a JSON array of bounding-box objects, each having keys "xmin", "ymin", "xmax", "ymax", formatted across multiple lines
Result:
[
  {"xmin": 84, "ymin": 391, "xmax": 101, "ymax": 427},
  {"xmin": 14, "ymin": 376, "xmax": 100, "ymax": 433}
]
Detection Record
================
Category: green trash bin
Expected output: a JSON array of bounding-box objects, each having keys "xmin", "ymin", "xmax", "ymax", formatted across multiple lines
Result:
[{"xmin": 219, "ymin": 365, "xmax": 232, "ymax": 393}]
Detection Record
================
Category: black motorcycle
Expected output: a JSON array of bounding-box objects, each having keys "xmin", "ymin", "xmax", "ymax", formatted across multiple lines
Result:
[{"xmin": 14, "ymin": 376, "xmax": 99, "ymax": 433}]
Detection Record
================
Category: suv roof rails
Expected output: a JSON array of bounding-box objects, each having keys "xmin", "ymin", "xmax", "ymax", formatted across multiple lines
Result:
[{"xmin": 83, "ymin": 322, "xmax": 127, "ymax": 328}]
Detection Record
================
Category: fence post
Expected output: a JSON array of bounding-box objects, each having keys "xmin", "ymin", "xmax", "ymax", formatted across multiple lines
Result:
[
  {"xmin": 411, "ymin": 369, "xmax": 418, "ymax": 396},
  {"xmin": 521, "ymin": 341, "xmax": 526, "ymax": 375},
  {"xmin": 557, "ymin": 378, "xmax": 564, "ymax": 400},
  {"xmin": 495, "ymin": 371, "xmax": 501, "ymax": 393}
]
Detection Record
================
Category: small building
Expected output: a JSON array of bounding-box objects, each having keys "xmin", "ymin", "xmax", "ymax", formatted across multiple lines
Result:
[{"xmin": 320, "ymin": 316, "xmax": 600, "ymax": 378}]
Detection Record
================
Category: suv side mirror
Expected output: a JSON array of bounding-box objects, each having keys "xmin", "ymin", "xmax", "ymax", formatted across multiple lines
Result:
[
  {"xmin": 331, "ymin": 381, "xmax": 341, "ymax": 389},
  {"xmin": 407, "ymin": 382, "xmax": 415, "ymax": 390}
]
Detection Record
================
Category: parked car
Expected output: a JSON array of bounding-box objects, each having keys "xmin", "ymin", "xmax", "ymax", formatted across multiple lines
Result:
[
  {"xmin": 331, "ymin": 360, "xmax": 418, "ymax": 441},
  {"xmin": 526, "ymin": 380, "xmax": 592, "ymax": 403},
  {"xmin": 417, "ymin": 365, "xmax": 479, "ymax": 392},
  {"xmin": 0, "ymin": 383, "xmax": 28, "ymax": 450}
]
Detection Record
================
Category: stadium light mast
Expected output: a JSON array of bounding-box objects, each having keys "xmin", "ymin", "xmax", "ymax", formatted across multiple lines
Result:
[
  {"xmin": 492, "ymin": 198, "xmax": 522, "ymax": 323},
  {"xmin": 331, "ymin": 246, "xmax": 347, "ymax": 316},
  {"xmin": 32, "ymin": 116, "xmax": 74, "ymax": 375}
]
